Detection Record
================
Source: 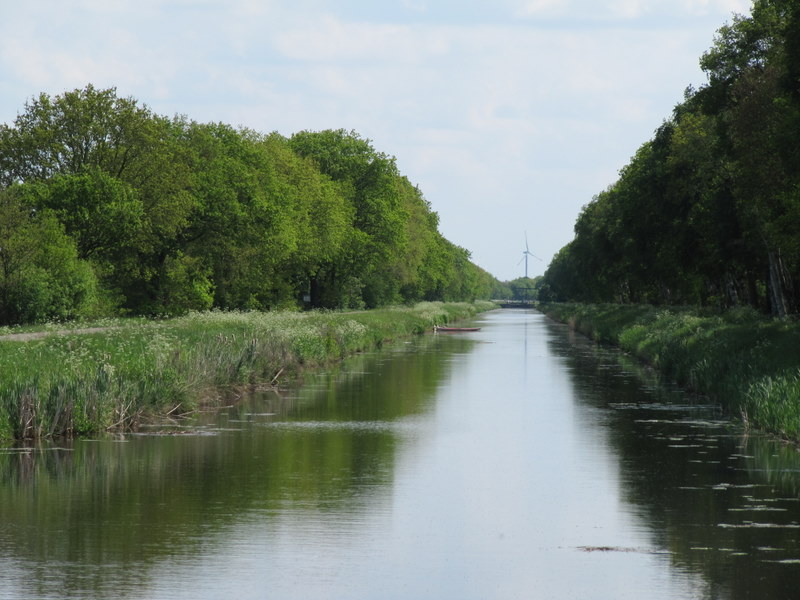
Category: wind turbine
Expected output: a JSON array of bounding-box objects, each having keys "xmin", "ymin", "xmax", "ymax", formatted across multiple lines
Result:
[{"xmin": 517, "ymin": 232, "xmax": 541, "ymax": 279}]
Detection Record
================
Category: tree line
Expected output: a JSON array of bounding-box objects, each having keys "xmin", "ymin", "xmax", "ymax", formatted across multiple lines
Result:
[
  {"xmin": 0, "ymin": 85, "xmax": 498, "ymax": 325},
  {"xmin": 540, "ymin": 0, "xmax": 800, "ymax": 318}
]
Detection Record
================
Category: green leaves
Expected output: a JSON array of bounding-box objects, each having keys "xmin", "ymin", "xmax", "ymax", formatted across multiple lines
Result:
[
  {"xmin": 0, "ymin": 87, "xmax": 495, "ymax": 323},
  {"xmin": 0, "ymin": 187, "xmax": 99, "ymax": 324},
  {"xmin": 543, "ymin": 1, "xmax": 800, "ymax": 316},
  {"xmin": 32, "ymin": 168, "xmax": 144, "ymax": 260},
  {"xmin": 0, "ymin": 84, "xmax": 157, "ymax": 184}
]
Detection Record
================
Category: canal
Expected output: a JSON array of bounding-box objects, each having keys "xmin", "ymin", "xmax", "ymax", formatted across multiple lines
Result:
[{"xmin": 2, "ymin": 309, "xmax": 800, "ymax": 599}]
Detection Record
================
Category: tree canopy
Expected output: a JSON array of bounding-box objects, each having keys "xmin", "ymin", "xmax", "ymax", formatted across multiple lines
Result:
[
  {"xmin": 0, "ymin": 87, "xmax": 496, "ymax": 324},
  {"xmin": 541, "ymin": 0, "xmax": 800, "ymax": 318}
]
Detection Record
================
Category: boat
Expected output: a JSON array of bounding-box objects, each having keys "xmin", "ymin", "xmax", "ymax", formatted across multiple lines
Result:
[{"xmin": 433, "ymin": 325, "xmax": 481, "ymax": 332}]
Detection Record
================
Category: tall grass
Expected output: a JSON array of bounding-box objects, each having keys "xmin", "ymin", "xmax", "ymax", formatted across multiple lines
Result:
[
  {"xmin": 0, "ymin": 301, "xmax": 494, "ymax": 441},
  {"xmin": 539, "ymin": 302, "xmax": 800, "ymax": 440}
]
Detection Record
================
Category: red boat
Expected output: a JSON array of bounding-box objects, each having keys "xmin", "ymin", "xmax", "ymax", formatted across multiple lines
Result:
[{"xmin": 434, "ymin": 325, "xmax": 481, "ymax": 332}]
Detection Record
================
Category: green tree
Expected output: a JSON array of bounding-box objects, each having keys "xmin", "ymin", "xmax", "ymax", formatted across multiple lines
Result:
[
  {"xmin": 258, "ymin": 133, "xmax": 352, "ymax": 307},
  {"xmin": 0, "ymin": 86, "xmax": 199, "ymax": 315},
  {"xmin": 0, "ymin": 84, "xmax": 157, "ymax": 184},
  {"xmin": 289, "ymin": 129, "xmax": 407, "ymax": 308},
  {"xmin": 0, "ymin": 88, "xmax": 493, "ymax": 319},
  {"xmin": 700, "ymin": 0, "xmax": 800, "ymax": 316},
  {"xmin": 0, "ymin": 187, "xmax": 99, "ymax": 324},
  {"xmin": 27, "ymin": 168, "xmax": 144, "ymax": 262},
  {"xmin": 543, "ymin": 1, "xmax": 800, "ymax": 316}
]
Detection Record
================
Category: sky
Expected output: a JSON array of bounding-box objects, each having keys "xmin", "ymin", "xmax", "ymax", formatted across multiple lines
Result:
[{"xmin": 0, "ymin": 0, "xmax": 753, "ymax": 281}]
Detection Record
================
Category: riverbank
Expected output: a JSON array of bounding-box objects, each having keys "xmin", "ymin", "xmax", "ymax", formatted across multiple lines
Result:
[
  {"xmin": 0, "ymin": 301, "xmax": 494, "ymax": 441},
  {"xmin": 538, "ymin": 303, "xmax": 800, "ymax": 441}
]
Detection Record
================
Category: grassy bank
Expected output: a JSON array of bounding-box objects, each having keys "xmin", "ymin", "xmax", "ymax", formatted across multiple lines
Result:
[
  {"xmin": 539, "ymin": 303, "xmax": 800, "ymax": 440},
  {"xmin": 0, "ymin": 301, "xmax": 494, "ymax": 441}
]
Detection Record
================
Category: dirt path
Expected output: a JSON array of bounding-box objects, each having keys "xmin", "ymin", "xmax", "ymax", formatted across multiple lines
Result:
[{"xmin": 0, "ymin": 327, "xmax": 117, "ymax": 342}]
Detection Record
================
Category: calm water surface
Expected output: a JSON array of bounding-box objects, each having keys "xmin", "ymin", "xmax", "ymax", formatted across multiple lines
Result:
[{"xmin": 2, "ymin": 310, "xmax": 800, "ymax": 599}]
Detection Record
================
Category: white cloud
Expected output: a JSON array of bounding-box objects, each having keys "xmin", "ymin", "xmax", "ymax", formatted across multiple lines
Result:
[
  {"xmin": 511, "ymin": 0, "xmax": 751, "ymax": 21},
  {"xmin": 273, "ymin": 17, "xmax": 451, "ymax": 64},
  {"xmin": 609, "ymin": 0, "xmax": 646, "ymax": 19},
  {"xmin": 679, "ymin": 0, "xmax": 751, "ymax": 16},
  {"xmin": 515, "ymin": 0, "xmax": 566, "ymax": 17},
  {"xmin": 401, "ymin": 0, "xmax": 429, "ymax": 12}
]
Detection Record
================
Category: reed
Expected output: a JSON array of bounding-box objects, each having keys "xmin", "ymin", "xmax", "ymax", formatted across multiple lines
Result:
[
  {"xmin": 0, "ymin": 301, "xmax": 494, "ymax": 440},
  {"xmin": 539, "ymin": 302, "xmax": 800, "ymax": 440}
]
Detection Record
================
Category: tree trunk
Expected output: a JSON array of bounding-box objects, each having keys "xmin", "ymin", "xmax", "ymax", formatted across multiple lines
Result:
[
  {"xmin": 309, "ymin": 272, "xmax": 320, "ymax": 308},
  {"xmin": 724, "ymin": 273, "xmax": 740, "ymax": 307},
  {"xmin": 767, "ymin": 249, "xmax": 789, "ymax": 318}
]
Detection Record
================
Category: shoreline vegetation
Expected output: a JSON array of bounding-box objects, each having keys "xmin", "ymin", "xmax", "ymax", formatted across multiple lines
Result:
[
  {"xmin": 0, "ymin": 301, "xmax": 494, "ymax": 442},
  {"xmin": 538, "ymin": 302, "xmax": 800, "ymax": 442}
]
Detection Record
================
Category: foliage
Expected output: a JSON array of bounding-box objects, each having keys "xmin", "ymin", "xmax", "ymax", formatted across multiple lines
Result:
[
  {"xmin": 0, "ymin": 187, "xmax": 100, "ymax": 325},
  {"xmin": 288, "ymin": 129, "xmax": 460, "ymax": 307},
  {"xmin": 541, "ymin": 0, "xmax": 800, "ymax": 318},
  {"xmin": 0, "ymin": 89, "xmax": 498, "ymax": 324}
]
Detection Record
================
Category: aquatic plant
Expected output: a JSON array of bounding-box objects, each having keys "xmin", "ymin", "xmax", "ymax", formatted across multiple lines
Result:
[{"xmin": 742, "ymin": 369, "xmax": 800, "ymax": 438}]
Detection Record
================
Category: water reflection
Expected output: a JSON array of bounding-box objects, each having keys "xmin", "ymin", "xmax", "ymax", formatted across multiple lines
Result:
[
  {"xmin": 0, "ymin": 334, "xmax": 474, "ymax": 600},
  {"xmin": 2, "ymin": 311, "xmax": 800, "ymax": 599},
  {"xmin": 544, "ymin": 316, "xmax": 800, "ymax": 599}
]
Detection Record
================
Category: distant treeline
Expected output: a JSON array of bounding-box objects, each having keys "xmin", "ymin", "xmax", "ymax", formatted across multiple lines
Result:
[
  {"xmin": 540, "ymin": 0, "xmax": 800, "ymax": 318},
  {"xmin": 0, "ymin": 85, "xmax": 501, "ymax": 325}
]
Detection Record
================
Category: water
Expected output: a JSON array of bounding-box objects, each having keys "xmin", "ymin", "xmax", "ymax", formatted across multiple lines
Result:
[{"xmin": 2, "ymin": 309, "xmax": 800, "ymax": 599}]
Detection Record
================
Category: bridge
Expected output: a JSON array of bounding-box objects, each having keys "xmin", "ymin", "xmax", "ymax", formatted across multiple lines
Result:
[
  {"xmin": 497, "ymin": 283, "xmax": 537, "ymax": 308},
  {"xmin": 496, "ymin": 300, "xmax": 536, "ymax": 309}
]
